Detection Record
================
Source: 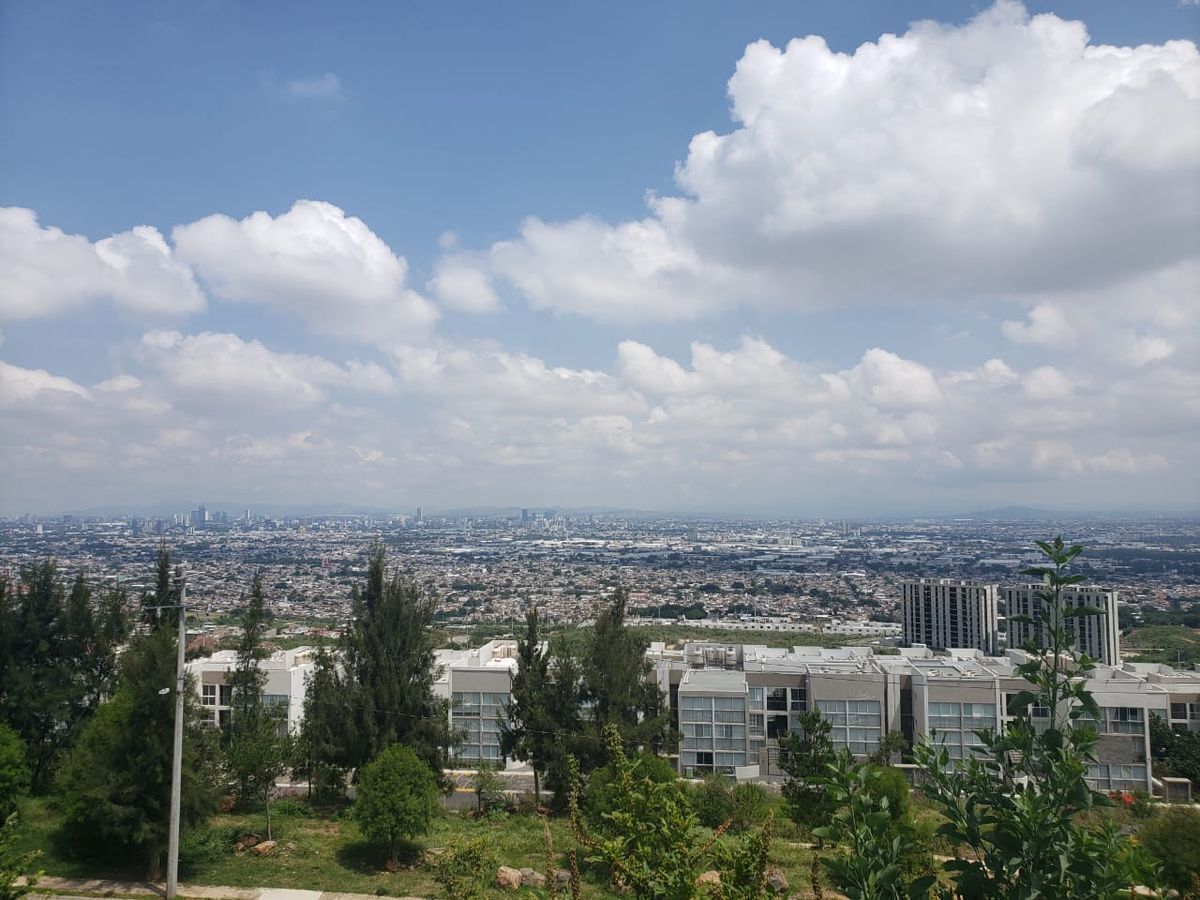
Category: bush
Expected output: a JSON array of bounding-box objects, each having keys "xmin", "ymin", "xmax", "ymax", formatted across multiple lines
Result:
[
  {"xmin": 582, "ymin": 751, "xmax": 678, "ymax": 830},
  {"xmin": 730, "ymin": 782, "xmax": 771, "ymax": 834},
  {"xmin": 431, "ymin": 835, "xmax": 498, "ymax": 900},
  {"xmin": 691, "ymin": 775, "xmax": 736, "ymax": 830},
  {"xmin": 470, "ymin": 766, "xmax": 506, "ymax": 818},
  {"xmin": 1140, "ymin": 806, "xmax": 1200, "ymax": 895}
]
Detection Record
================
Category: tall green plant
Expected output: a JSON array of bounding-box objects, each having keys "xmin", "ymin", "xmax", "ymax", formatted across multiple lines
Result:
[
  {"xmin": 500, "ymin": 607, "xmax": 553, "ymax": 802},
  {"xmin": 568, "ymin": 724, "xmax": 773, "ymax": 900},
  {"xmin": 777, "ymin": 708, "xmax": 837, "ymax": 836},
  {"xmin": 911, "ymin": 537, "xmax": 1159, "ymax": 898}
]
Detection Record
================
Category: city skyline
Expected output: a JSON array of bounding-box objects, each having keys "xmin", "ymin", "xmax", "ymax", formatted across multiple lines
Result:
[{"xmin": 2, "ymin": 0, "xmax": 1198, "ymax": 516}]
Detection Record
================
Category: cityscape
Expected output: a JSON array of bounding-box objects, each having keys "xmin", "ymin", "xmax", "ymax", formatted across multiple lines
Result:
[{"xmin": 2, "ymin": 0, "xmax": 1199, "ymax": 897}]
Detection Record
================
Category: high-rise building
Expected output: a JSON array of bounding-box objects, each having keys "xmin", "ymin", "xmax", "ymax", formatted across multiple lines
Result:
[
  {"xmin": 1004, "ymin": 585, "xmax": 1121, "ymax": 665},
  {"xmin": 193, "ymin": 504, "xmax": 207, "ymax": 529},
  {"xmin": 415, "ymin": 506, "xmax": 423, "ymax": 525},
  {"xmin": 902, "ymin": 579, "xmax": 999, "ymax": 654}
]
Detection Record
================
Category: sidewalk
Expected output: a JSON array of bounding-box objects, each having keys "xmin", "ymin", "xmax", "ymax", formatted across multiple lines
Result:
[{"xmin": 21, "ymin": 876, "xmax": 427, "ymax": 900}]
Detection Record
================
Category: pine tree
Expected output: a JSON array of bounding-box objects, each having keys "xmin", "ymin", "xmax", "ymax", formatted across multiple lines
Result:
[
  {"xmin": 224, "ymin": 575, "xmax": 292, "ymax": 830},
  {"xmin": 580, "ymin": 587, "xmax": 670, "ymax": 759},
  {"xmin": 299, "ymin": 647, "xmax": 353, "ymax": 801},
  {"xmin": 500, "ymin": 608, "xmax": 553, "ymax": 802},
  {"xmin": 0, "ymin": 562, "xmax": 125, "ymax": 791},
  {"xmin": 342, "ymin": 544, "xmax": 451, "ymax": 775}
]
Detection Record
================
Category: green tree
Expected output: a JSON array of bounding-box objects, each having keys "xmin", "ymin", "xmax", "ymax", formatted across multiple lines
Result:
[
  {"xmin": 342, "ymin": 545, "xmax": 452, "ymax": 776},
  {"xmin": 0, "ymin": 727, "xmax": 28, "ymax": 821},
  {"xmin": 224, "ymin": 573, "xmax": 292, "ymax": 834},
  {"xmin": 1150, "ymin": 712, "xmax": 1200, "ymax": 789},
  {"xmin": 57, "ymin": 550, "xmax": 214, "ymax": 879},
  {"xmin": 542, "ymin": 646, "xmax": 587, "ymax": 811},
  {"xmin": 1139, "ymin": 806, "xmax": 1200, "ymax": 896},
  {"xmin": 579, "ymin": 588, "xmax": 671, "ymax": 766},
  {"xmin": 500, "ymin": 607, "xmax": 553, "ymax": 802},
  {"xmin": 298, "ymin": 647, "xmax": 352, "ymax": 801},
  {"xmin": 0, "ymin": 563, "xmax": 127, "ymax": 792},
  {"xmin": 352, "ymin": 744, "xmax": 439, "ymax": 869},
  {"xmin": 777, "ymin": 708, "xmax": 837, "ymax": 835},
  {"xmin": 568, "ymin": 724, "xmax": 774, "ymax": 900},
  {"xmin": 909, "ymin": 537, "xmax": 1160, "ymax": 898},
  {"xmin": 868, "ymin": 731, "xmax": 909, "ymax": 767}
]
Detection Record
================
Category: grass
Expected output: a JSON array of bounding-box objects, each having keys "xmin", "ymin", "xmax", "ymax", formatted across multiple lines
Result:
[
  {"xmin": 1122, "ymin": 625, "xmax": 1200, "ymax": 666},
  {"xmin": 14, "ymin": 795, "xmax": 821, "ymax": 899}
]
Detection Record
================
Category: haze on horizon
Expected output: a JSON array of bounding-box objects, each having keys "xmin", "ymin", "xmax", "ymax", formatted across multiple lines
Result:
[{"xmin": 1, "ymin": 1, "xmax": 1198, "ymax": 517}]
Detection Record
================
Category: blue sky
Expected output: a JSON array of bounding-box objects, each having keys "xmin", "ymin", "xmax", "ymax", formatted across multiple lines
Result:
[{"xmin": 1, "ymin": 0, "xmax": 1198, "ymax": 515}]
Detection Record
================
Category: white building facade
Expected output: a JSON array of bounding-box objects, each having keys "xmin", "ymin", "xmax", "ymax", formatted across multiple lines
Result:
[
  {"xmin": 902, "ymin": 579, "xmax": 999, "ymax": 654},
  {"xmin": 186, "ymin": 646, "xmax": 317, "ymax": 734},
  {"xmin": 1004, "ymin": 584, "xmax": 1121, "ymax": 665}
]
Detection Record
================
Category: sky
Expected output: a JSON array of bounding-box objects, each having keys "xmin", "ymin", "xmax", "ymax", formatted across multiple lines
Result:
[{"xmin": 1, "ymin": 0, "xmax": 1198, "ymax": 517}]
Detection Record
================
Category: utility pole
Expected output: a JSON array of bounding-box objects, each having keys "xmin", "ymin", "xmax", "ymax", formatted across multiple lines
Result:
[{"xmin": 167, "ymin": 579, "xmax": 186, "ymax": 900}]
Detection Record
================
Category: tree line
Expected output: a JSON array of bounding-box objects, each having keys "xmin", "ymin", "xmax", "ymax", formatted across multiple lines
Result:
[{"xmin": 2, "ymin": 538, "xmax": 1199, "ymax": 897}]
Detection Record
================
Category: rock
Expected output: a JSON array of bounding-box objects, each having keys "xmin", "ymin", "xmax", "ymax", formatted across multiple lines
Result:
[
  {"xmin": 519, "ymin": 868, "xmax": 546, "ymax": 889},
  {"xmin": 284, "ymin": 841, "xmax": 297, "ymax": 852},
  {"xmin": 696, "ymin": 870, "xmax": 721, "ymax": 887},
  {"xmin": 237, "ymin": 832, "xmax": 260, "ymax": 849},
  {"xmin": 553, "ymin": 868, "xmax": 572, "ymax": 889},
  {"xmin": 766, "ymin": 867, "xmax": 789, "ymax": 893},
  {"xmin": 422, "ymin": 847, "xmax": 446, "ymax": 867},
  {"xmin": 250, "ymin": 840, "xmax": 277, "ymax": 856},
  {"xmin": 496, "ymin": 866, "xmax": 523, "ymax": 891},
  {"xmin": 233, "ymin": 842, "xmax": 244, "ymax": 853}
]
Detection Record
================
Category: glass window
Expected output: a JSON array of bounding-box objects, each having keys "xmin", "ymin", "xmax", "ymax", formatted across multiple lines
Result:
[
  {"xmin": 201, "ymin": 684, "xmax": 216, "ymax": 706},
  {"xmin": 767, "ymin": 688, "xmax": 787, "ymax": 711},
  {"xmin": 749, "ymin": 687, "xmax": 764, "ymax": 708}
]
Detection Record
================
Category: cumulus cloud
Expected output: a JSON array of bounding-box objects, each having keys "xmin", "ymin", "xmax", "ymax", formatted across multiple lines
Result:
[
  {"xmin": 428, "ymin": 255, "xmax": 502, "ymax": 313},
  {"xmin": 139, "ymin": 330, "xmax": 395, "ymax": 408},
  {"xmin": 451, "ymin": 1, "xmax": 1199, "ymax": 322},
  {"xmin": 173, "ymin": 200, "xmax": 438, "ymax": 345},
  {"xmin": 0, "ymin": 207, "xmax": 205, "ymax": 320},
  {"xmin": 0, "ymin": 361, "xmax": 91, "ymax": 408}
]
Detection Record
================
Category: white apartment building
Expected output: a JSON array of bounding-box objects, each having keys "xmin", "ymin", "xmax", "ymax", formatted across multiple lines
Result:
[
  {"xmin": 652, "ymin": 640, "xmax": 1194, "ymax": 794},
  {"xmin": 186, "ymin": 646, "xmax": 317, "ymax": 734},
  {"xmin": 902, "ymin": 579, "xmax": 999, "ymax": 654},
  {"xmin": 433, "ymin": 639, "xmax": 530, "ymax": 768},
  {"xmin": 1004, "ymin": 584, "xmax": 1121, "ymax": 665}
]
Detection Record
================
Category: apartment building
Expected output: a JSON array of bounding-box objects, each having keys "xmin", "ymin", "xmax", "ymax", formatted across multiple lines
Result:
[
  {"xmin": 654, "ymin": 641, "xmax": 1189, "ymax": 794},
  {"xmin": 185, "ymin": 646, "xmax": 317, "ymax": 734},
  {"xmin": 433, "ymin": 639, "xmax": 532, "ymax": 768},
  {"xmin": 902, "ymin": 579, "xmax": 999, "ymax": 654},
  {"xmin": 1004, "ymin": 584, "xmax": 1121, "ymax": 665}
]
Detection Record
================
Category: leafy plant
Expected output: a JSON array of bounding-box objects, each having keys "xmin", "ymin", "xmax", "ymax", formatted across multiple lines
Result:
[
  {"xmin": 0, "ymin": 813, "xmax": 40, "ymax": 900},
  {"xmin": 777, "ymin": 708, "xmax": 837, "ymax": 837},
  {"xmin": 431, "ymin": 834, "xmax": 498, "ymax": 900},
  {"xmin": 568, "ymin": 724, "xmax": 774, "ymax": 899},
  {"xmin": 911, "ymin": 537, "xmax": 1161, "ymax": 898},
  {"xmin": 1138, "ymin": 806, "xmax": 1200, "ymax": 896},
  {"xmin": 0, "ymin": 728, "xmax": 29, "ymax": 821}
]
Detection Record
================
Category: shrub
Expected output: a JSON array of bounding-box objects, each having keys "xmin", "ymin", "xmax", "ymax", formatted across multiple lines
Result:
[
  {"xmin": 1140, "ymin": 806, "xmax": 1200, "ymax": 895},
  {"xmin": 730, "ymin": 782, "xmax": 771, "ymax": 834},
  {"xmin": 582, "ymin": 750, "xmax": 679, "ymax": 830},
  {"xmin": 432, "ymin": 835, "xmax": 498, "ymax": 900},
  {"xmin": 691, "ymin": 775, "xmax": 736, "ymax": 830}
]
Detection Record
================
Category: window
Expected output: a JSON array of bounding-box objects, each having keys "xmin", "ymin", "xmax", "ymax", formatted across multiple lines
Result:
[
  {"xmin": 201, "ymin": 684, "xmax": 216, "ymax": 706},
  {"xmin": 1171, "ymin": 702, "xmax": 1188, "ymax": 720},
  {"xmin": 749, "ymin": 687, "xmax": 764, "ymax": 708},
  {"xmin": 219, "ymin": 684, "xmax": 232, "ymax": 706},
  {"xmin": 790, "ymin": 688, "xmax": 806, "ymax": 711},
  {"xmin": 766, "ymin": 688, "xmax": 787, "ymax": 711}
]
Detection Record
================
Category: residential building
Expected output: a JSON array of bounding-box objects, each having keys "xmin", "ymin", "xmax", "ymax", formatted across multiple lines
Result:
[
  {"xmin": 1004, "ymin": 584, "xmax": 1121, "ymax": 665},
  {"xmin": 186, "ymin": 646, "xmax": 317, "ymax": 733},
  {"xmin": 433, "ymin": 639, "xmax": 530, "ymax": 768},
  {"xmin": 902, "ymin": 578, "xmax": 999, "ymax": 654}
]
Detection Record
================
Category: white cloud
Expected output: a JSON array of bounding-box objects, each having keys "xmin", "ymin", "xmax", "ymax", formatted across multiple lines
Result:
[
  {"xmin": 457, "ymin": 1, "xmax": 1199, "ymax": 322},
  {"xmin": 0, "ymin": 361, "xmax": 90, "ymax": 408},
  {"xmin": 0, "ymin": 207, "xmax": 205, "ymax": 320},
  {"xmin": 286, "ymin": 73, "xmax": 343, "ymax": 100},
  {"xmin": 173, "ymin": 200, "xmax": 438, "ymax": 346},
  {"xmin": 428, "ymin": 255, "xmax": 502, "ymax": 313},
  {"xmin": 1002, "ymin": 304, "xmax": 1076, "ymax": 346},
  {"xmin": 139, "ymin": 330, "xmax": 395, "ymax": 408}
]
